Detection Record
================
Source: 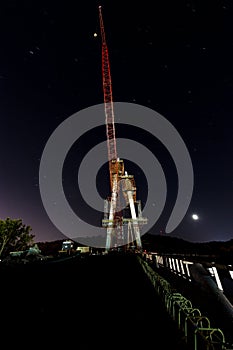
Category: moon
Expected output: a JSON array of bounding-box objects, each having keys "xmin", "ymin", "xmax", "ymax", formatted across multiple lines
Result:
[{"xmin": 192, "ymin": 214, "xmax": 199, "ymax": 220}]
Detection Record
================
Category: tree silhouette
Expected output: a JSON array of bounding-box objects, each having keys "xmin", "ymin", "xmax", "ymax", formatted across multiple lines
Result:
[{"xmin": 0, "ymin": 217, "xmax": 35, "ymax": 257}]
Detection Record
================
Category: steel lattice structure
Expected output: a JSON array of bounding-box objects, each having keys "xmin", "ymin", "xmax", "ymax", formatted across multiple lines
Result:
[{"xmin": 98, "ymin": 6, "xmax": 147, "ymax": 252}]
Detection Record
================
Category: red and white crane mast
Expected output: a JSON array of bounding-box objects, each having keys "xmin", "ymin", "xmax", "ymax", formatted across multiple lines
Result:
[
  {"xmin": 98, "ymin": 6, "xmax": 146, "ymax": 251},
  {"xmin": 99, "ymin": 6, "xmax": 117, "ymax": 169}
]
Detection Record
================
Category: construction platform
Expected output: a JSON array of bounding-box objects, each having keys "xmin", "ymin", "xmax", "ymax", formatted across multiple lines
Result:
[{"xmin": 1, "ymin": 253, "xmax": 191, "ymax": 349}]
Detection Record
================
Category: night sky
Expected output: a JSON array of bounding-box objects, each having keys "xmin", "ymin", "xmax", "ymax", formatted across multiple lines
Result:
[{"xmin": 1, "ymin": 0, "xmax": 233, "ymax": 244}]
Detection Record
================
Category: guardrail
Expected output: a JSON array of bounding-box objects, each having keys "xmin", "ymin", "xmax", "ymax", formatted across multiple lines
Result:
[{"xmin": 138, "ymin": 256, "xmax": 233, "ymax": 350}]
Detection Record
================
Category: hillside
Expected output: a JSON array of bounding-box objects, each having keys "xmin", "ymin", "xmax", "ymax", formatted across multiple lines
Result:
[
  {"xmin": 141, "ymin": 233, "xmax": 233, "ymax": 263},
  {"xmin": 35, "ymin": 234, "xmax": 233, "ymax": 264}
]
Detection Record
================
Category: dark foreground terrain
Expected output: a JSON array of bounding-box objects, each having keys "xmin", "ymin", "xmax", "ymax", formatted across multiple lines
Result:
[{"xmin": 1, "ymin": 253, "xmax": 190, "ymax": 349}]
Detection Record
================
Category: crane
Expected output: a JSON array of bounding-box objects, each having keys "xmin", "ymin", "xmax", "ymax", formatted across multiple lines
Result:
[{"xmin": 98, "ymin": 6, "xmax": 147, "ymax": 252}]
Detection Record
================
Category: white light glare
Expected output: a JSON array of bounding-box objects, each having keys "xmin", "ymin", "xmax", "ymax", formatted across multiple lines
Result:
[{"xmin": 192, "ymin": 214, "xmax": 199, "ymax": 220}]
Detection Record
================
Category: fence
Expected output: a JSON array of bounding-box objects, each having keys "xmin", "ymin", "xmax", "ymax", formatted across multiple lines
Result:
[{"xmin": 138, "ymin": 256, "xmax": 233, "ymax": 350}]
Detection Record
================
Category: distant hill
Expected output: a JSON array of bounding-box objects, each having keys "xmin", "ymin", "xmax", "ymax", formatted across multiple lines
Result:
[
  {"xmin": 141, "ymin": 233, "xmax": 233, "ymax": 262},
  {"xmin": 36, "ymin": 234, "xmax": 233, "ymax": 263},
  {"xmin": 141, "ymin": 233, "xmax": 194, "ymax": 253}
]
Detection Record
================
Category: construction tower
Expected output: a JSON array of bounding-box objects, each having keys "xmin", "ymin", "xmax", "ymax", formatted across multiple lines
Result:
[{"xmin": 98, "ymin": 6, "xmax": 147, "ymax": 252}]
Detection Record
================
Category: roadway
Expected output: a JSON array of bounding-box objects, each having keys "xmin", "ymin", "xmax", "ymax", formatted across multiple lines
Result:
[{"xmin": 1, "ymin": 253, "xmax": 190, "ymax": 349}]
